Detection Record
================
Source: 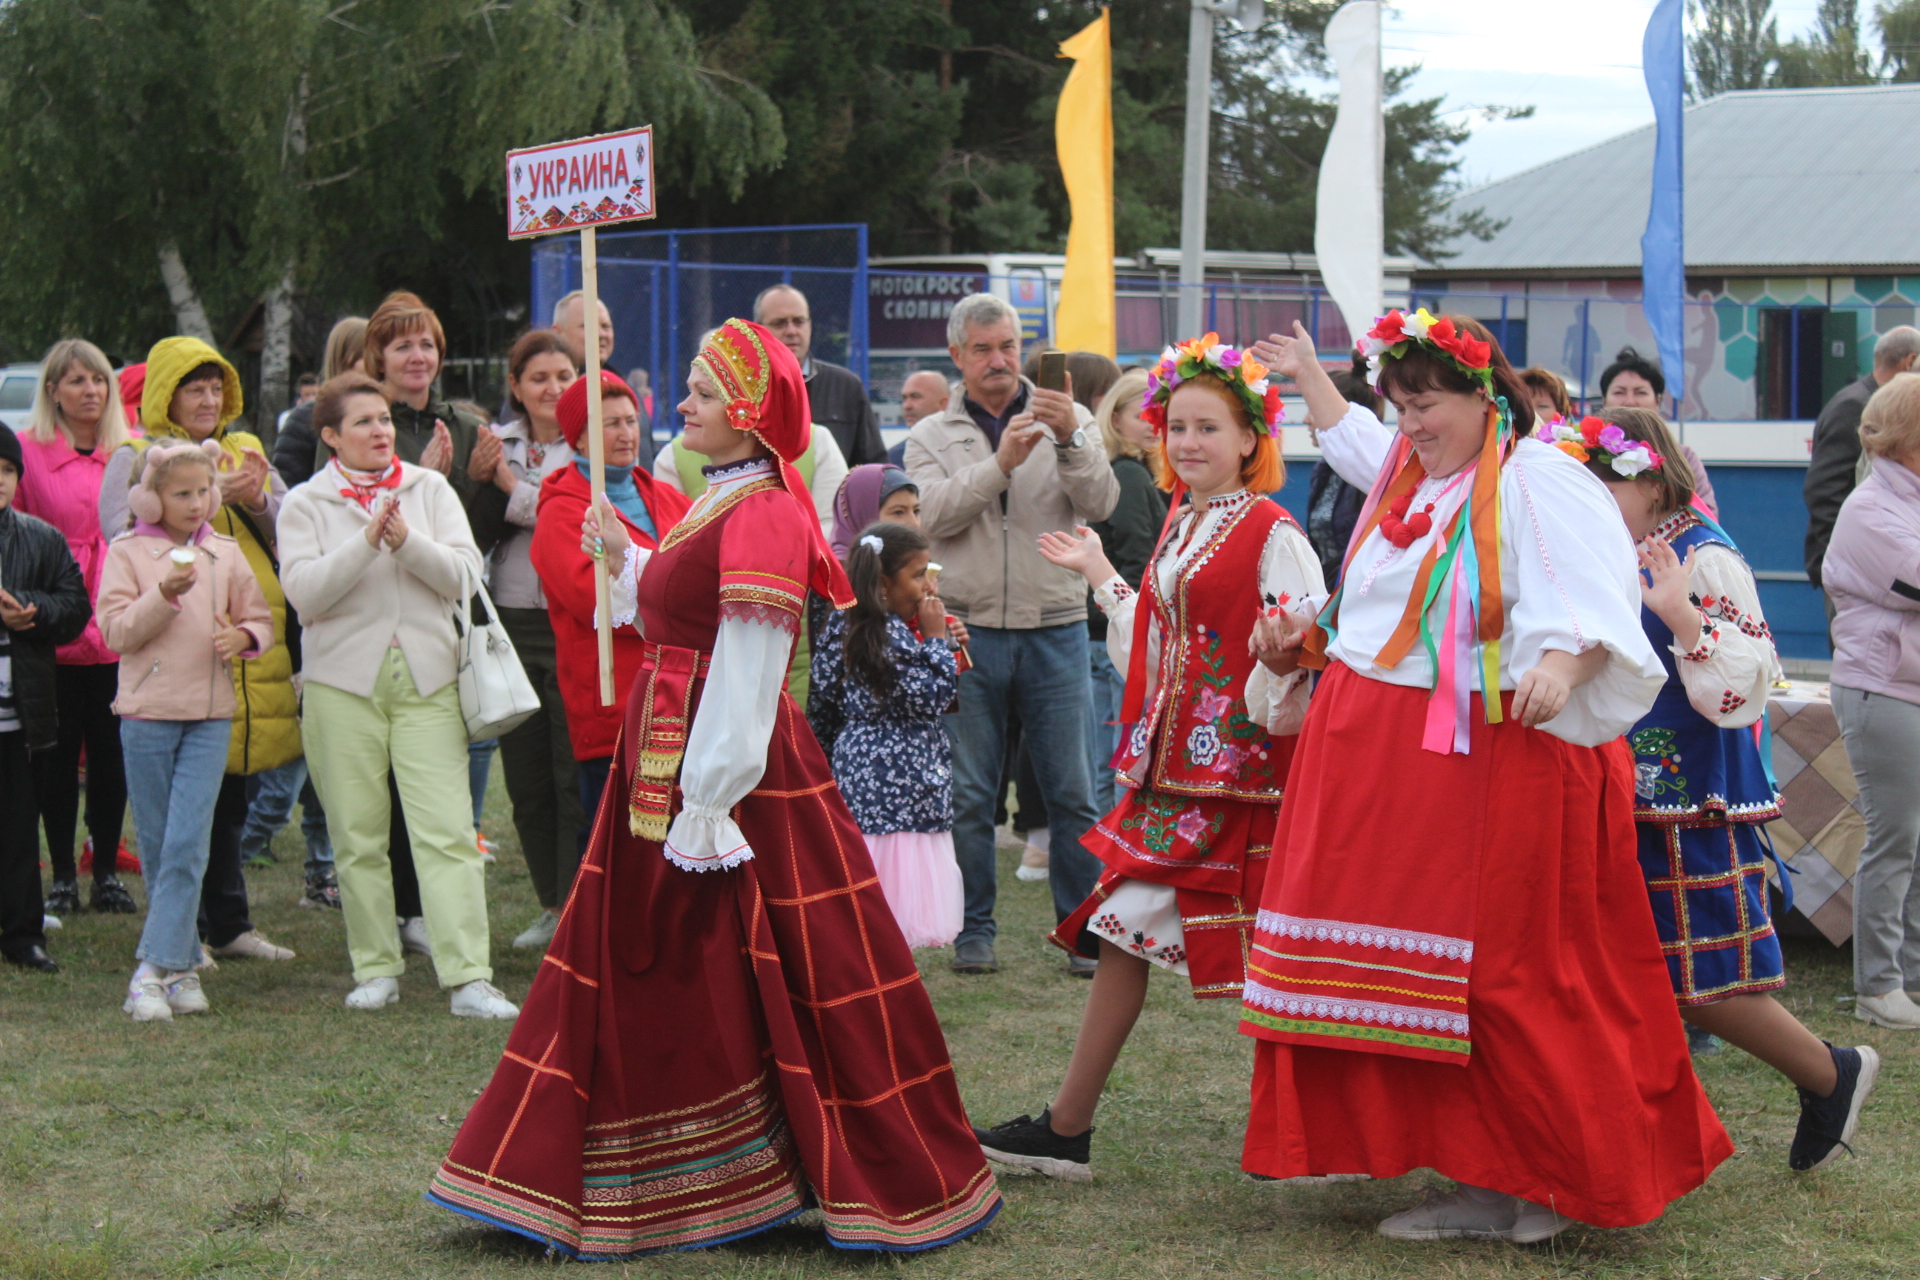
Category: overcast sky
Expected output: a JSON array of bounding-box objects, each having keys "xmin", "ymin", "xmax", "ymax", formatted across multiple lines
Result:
[{"xmin": 1376, "ymin": 1, "xmax": 1840, "ymax": 188}]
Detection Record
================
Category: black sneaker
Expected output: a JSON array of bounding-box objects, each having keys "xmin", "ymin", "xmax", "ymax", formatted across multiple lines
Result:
[
  {"xmin": 91, "ymin": 877, "xmax": 138, "ymax": 914},
  {"xmin": 1790, "ymin": 1043, "xmax": 1880, "ymax": 1173},
  {"xmin": 974, "ymin": 1109, "xmax": 1093, "ymax": 1182},
  {"xmin": 298, "ymin": 876, "xmax": 342, "ymax": 911},
  {"xmin": 45, "ymin": 879, "xmax": 81, "ymax": 916}
]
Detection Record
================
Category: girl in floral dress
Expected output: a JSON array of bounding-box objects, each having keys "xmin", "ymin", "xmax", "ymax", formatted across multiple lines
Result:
[
  {"xmin": 1565, "ymin": 406, "xmax": 1878, "ymax": 1173},
  {"xmin": 970, "ymin": 336, "xmax": 1323, "ymax": 1182},
  {"xmin": 808, "ymin": 521, "xmax": 964, "ymax": 948}
]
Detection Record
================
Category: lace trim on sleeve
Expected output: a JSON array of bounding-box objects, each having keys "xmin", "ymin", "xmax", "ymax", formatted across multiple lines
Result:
[{"xmin": 608, "ymin": 543, "xmax": 642, "ymax": 629}]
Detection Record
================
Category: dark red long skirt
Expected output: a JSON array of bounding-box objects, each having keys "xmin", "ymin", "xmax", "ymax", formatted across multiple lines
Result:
[
  {"xmin": 1240, "ymin": 663, "xmax": 1732, "ymax": 1228},
  {"xmin": 428, "ymin": 689, "xmax": 1000, "ymax": 1257}
]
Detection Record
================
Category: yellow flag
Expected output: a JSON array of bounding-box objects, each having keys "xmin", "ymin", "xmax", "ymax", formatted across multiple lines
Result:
[{"xmin": 1054, "ymin": 9, "xmax": 1114, "ymax": 358}]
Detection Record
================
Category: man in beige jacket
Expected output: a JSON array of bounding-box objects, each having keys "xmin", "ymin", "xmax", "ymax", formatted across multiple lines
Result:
[{"xmin": 905, "ymin": 293, "xmax": 1118, "ymax": 975}]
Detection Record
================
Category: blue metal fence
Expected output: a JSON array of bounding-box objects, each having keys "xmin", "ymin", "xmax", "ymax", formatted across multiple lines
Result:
[{"xmin": 531, "ymin": 224, "xmax": 869, "ymax": 440}]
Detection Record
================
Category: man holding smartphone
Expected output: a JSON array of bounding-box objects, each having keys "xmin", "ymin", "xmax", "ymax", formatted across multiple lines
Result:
[{"xmin": 904, "ymin": 294, "xmax": 1118, "ymax": 977}]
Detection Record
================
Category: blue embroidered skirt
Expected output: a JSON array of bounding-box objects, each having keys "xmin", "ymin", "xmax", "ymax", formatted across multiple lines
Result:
[{"xmin": 1635, "ymin": 818, "xmax": 1785, "ymax": 1005}]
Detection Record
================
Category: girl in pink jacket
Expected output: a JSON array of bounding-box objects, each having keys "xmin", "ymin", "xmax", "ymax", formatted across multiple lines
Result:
[{"xmin": 95, "ymin": 441, "xmax": 272, "ymax": 1023}]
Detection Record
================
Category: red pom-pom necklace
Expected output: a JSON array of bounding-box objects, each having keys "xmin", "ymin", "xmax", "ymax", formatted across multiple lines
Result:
[{"xmin": 1379, "ymin": 488, "xmax": 1434, "ymax": 548}]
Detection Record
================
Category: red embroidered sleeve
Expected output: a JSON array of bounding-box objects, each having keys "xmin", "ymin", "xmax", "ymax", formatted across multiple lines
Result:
[{"xmin": 717, "ymin": 492, "xmax": 810, "ymax": 635}]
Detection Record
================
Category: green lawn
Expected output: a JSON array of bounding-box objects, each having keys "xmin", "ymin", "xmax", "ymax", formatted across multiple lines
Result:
[{"xmin": 3, "ymin": 775, "xmax": 1916, "ymax": 1279}]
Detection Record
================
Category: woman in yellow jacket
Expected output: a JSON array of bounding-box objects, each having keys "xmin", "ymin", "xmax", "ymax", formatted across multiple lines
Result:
[{"xmin": 100, "ymin": 337, "xmax": 296, "ymax": 962}]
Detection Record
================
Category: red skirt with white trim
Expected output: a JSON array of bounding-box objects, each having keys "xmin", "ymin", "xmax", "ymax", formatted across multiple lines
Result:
[{"xmin": 1240, "ymin": 662, "xmax": 1731, "ymax": 1228}]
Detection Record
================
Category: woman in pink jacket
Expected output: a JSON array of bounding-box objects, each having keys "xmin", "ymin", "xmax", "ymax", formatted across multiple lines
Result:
[
  {"xmin": 1824, "ymin": 372, "xmax": 1920, "ymax": 1032},
  {"xmin": 95, "ymin": 441, "xmax": 272, "ymax": 1024},
  {"xmin": 15, "ymin": 339, "xmax": 138, "ymax": 916}
]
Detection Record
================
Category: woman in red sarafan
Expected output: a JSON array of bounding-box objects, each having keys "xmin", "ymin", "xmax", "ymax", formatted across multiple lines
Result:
[
  {"xmin": 428, "ymin": 319, "xmax": 1000, "ymax": 1258},
  {"xmin": 1235, "ymin": 316, "xmax": 1731, "ymax": 1244},
  {"xmin": 968, "ymin": 336, "xmax": 1323, "ymax": 1184}
]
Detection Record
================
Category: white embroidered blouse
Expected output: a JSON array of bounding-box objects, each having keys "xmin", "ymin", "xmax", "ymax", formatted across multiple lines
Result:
[
  {"xmin": 1648, "ymin": 509, "xmax": 1783, "ymax": 729},
  {"xmin": 606, "ymin": 455, "xmax": 793, "ymax": 872},
  {"xmin": 1310, "ymin": 403, "xmax": 1665, "ymax": 747},
  {"xmin": 1090, "ymin": 488, "xmax": 1324, "ymax": 735}
]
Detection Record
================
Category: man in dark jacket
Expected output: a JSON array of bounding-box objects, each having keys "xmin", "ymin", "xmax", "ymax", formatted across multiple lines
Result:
[
  {"xmin": 1805, "ymin": 326, "xmax": 1920, "ymax": 590},
  {"xmin": 0, "ymin": 424, "xmax": 90, "ymax": 973},
  {"xmin": 755, "ymin": 283, "xmax": 887, "ymax": 467}
]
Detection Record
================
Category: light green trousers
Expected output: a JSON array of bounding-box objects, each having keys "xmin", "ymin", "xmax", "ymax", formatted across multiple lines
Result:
[{"xmin": 303, "ymin": 648, "xmax": 492, "ymax": 987}]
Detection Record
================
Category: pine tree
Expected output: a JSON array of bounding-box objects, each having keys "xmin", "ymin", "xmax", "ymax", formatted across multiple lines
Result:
[{"xmin": 1689, "ymin": 0, "xmax": 1780, "ymax": 97}]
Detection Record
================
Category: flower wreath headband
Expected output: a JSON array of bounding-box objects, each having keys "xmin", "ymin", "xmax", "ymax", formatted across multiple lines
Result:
[
  {"xmin": 1357, "ymin": 308, "xmax": 1494, "ymax": 397},
  {"xmin": 1142, "ymin": 333, "xmax": 1284, "ymax": 436},
  {"xmin": 1546, "ymin": 416, "xmax": 1664, "ymax": 477}
]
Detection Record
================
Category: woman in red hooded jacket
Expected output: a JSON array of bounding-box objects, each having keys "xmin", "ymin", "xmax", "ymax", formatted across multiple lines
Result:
[
  {"xmin": 528, "ymin": 370, "xmax": 688, "ymax": 840},
  {"xmin": 431, "ymin": 320, "xmax": 999, "ymax": 1260}
]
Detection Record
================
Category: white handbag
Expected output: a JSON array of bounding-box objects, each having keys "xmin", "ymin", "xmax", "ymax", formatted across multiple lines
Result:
[{"xmin": 451, "ymin": 561, "xmax": 541, "ymax": 742}]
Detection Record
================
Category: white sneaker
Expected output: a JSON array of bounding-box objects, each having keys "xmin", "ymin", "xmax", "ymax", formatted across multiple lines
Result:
[
  {"xmin": 124, "ymin": 977, "xmax": 173, "ymax": 1023},
  {"xmin": 163, "ymin": 972, "xmax": 210, "ymax": 1015},
  {"xmin": 512, "ymin": 909, "xmax": 560, "ymax": 950},
  {"xmin": 42, "ymin": 914, "xmax": 61, "ymax": 932},
  {"xmin": 210, "ymin": 929, "xmax": 295, "ymax": 961},
  {"xmin": 1855, "ymin": 990, "xmax": 1920, "ymax": 1029},
  {"xmin": 398, "ymin": 917, "xmax": 433, "ymax": 956},
  {"xmin": 1511, "ymin": 1200, "xmax": 1580, "ymax": 1244},
  {"xmin": 1014, "ymin": 839, "xmax": 1050, "ymax": 883},
  {"xmin": 1377, "ymin": 1187, "xmax": 1519, "ymax": 1241},
  {"xmin": 345, "ymin": 976, "xmax": 400, "ymax": 1010},
  {"xmin": 449, "ymin": 979, "xmax": 518, "ymax": 1020}
]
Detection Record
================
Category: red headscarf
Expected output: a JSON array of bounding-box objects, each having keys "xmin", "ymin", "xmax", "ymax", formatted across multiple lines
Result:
[
  {"xmin": 692, "ymin": 319, "xmax": 853, "ymax": 608},
  {"xmin": 554, "ymin": 369, "xmax": 639, "ymax": 450}
]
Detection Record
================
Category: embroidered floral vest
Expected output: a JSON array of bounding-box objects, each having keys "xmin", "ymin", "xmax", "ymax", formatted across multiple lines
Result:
[
  {"xmin": 1630, "ymin": 512, "xmax": 1781, "ymax": 824},
  {"xmin": 1113, "ymin": 495, "xmax": 1298, "ymax": 803}
]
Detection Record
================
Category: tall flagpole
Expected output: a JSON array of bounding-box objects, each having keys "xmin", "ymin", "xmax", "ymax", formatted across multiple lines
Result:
[{"xmin": 1177, "ymin": 1, "xmax": 1215, "ymax": 339}]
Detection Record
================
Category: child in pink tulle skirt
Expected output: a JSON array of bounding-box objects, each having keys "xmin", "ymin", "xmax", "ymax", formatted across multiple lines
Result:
[{"xmin": 807, "ymin": 522, "xmax": 963, "ymax": 949}]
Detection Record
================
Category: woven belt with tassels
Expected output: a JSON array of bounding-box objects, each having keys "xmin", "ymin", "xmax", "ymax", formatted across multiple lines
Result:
[{"xmin": 626, "ymin": 641, "xmax": 713, "ymax": 842}]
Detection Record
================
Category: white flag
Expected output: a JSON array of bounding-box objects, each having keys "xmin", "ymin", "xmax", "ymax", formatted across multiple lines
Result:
[{"xmin": 1315, "ymin": 1, "xmax": 1384, "ymax": 347}]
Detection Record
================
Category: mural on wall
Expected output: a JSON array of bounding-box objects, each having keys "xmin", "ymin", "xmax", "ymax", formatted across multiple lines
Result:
[{"xmin": 1419, "ymin": 276, "xmax": 1920, "ymax": 421}]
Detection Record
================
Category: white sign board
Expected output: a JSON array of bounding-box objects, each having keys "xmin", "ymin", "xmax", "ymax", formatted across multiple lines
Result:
[{"xmin": 506, "ymin": 126, "xmax": 655, "ymax": 240}]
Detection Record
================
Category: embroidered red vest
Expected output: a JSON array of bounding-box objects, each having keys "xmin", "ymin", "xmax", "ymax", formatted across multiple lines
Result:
[{"xmin": 1112, "ymin": 495, "xmax": 1299, "ymax": 803}]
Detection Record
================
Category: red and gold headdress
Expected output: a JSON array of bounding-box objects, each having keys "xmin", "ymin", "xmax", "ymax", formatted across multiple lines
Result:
[{"xmin": 692, "ymin": 319, "xmax": 852, "ymax": 607}]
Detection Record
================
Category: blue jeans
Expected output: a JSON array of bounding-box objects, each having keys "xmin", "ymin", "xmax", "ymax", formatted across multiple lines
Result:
[
  {"xmin": 239, "ymin": 757, "xmax": 334, "ymax": 879},
  {"xmin": 469, "ymin": 738, "xmax": 498, "ymax": 828},
  {"xmin": 121, "ymin": 718, "xmax": 231, "ymax": 972},
  {"xmin": 1087, "ymin": 638, "xmax": 1127, "ymax": 819},
  {"xmin": 945, "ymin": 623, "xmax": 1103, "ymax": 946},
  {"xmin": 579, "ymin": 754, "xmax": 613, "ymax": 855}
]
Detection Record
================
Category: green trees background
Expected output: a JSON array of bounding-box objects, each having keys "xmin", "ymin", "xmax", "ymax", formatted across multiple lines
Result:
[{"xmin": 3, "ymin": 0, "xmax": 1908, "ymax": 412}]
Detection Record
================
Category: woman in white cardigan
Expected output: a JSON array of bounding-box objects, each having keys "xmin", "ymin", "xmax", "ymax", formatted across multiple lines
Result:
[{"xmin": 279, "ymin": 374, "xmax": 516, "ymax": 1020}]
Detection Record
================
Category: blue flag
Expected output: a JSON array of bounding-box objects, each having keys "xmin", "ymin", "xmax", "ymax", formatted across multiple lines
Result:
[{"xmin": 1641, "ymin": 0, "xmax": 1685, "ymax": 402}]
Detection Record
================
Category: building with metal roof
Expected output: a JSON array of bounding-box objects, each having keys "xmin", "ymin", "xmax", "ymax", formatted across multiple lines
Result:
[
  {"xmin": 1409, "ymin": 84, "xmax": 1920, "ymax": 425},
  {"xmin": 1429, "ymin": 83, "xmax": 1920, "ymax": 276}
]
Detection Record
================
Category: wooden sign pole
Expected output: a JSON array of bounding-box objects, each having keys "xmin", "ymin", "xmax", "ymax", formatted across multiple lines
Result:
[{"xmin": 581, "ymin": 226, "xmax": 615, "ymax": 706}]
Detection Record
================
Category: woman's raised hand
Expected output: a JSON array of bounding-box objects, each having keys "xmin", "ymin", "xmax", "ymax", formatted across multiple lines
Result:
[
  {"xmin": 379, "ymin": 497, "xmax": 409, "ymax": 549},
  {"xmin": 420, "ymin": 420, "xmax": 454, "ymax": 475},
  {"xmin": 1249, "ymin": 321, "xmax": 1318, "ymax": 383},
  {"xmin": 1035, "ymin": 525, "xmax": 1116, "ymax": 587},
  {"xmin": 467, "ymin": 428, "xmax": 504, "ymax": 482}
]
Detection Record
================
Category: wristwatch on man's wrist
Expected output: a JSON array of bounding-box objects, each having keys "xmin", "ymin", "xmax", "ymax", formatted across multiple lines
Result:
[{"xmin": 1055, "ymin": 426, "xmax": 1088, "ymax": 450}]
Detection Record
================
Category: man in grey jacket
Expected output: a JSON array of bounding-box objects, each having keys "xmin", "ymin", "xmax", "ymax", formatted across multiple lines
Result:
[
  {"xmin": 1804, "ymin": 325, "xmax": 1920, "ymax": 593},
  {"xmin": 905, "ymin": 293, "xmax": 1119, "ymax": 975}
]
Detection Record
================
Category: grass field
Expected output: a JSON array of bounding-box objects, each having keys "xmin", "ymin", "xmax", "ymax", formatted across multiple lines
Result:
[{"xmin": 2, "ymin": 776, "xmax": 1916, "ymax": 1280}]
